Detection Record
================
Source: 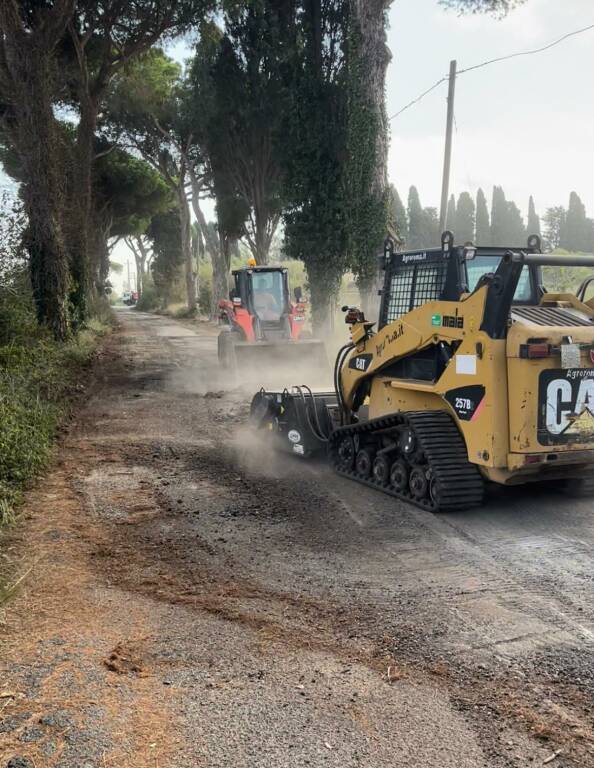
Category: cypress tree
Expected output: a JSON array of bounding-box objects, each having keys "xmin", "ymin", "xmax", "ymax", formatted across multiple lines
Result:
[
  {"xmin": 527, "ymin": 195, "xmax": 541, "ymax": 236},
  {"xmin": 455, "ymin": 192, "xmax": 475, "ymax": 244},
  {"xmin": 475, "ymin": 188, "xmax": 490, "ymax": 245},
  {"xmin": 506, "ymin": 201, "xmax": 526, "ymax": 243},
  {"xmin": 562, "ymin": 191, "xmax": 588, "ymax": 251},
  {"xmin": 407, "ymin": 186, "xmax": 425, "ymax": 249},
  {"xmin": 490, "ymin": 186, "xmax": 508, "ymax": 244},
  {"xmin": 388, "ymin": 185, "xmax": 408, "ymax": 245}
]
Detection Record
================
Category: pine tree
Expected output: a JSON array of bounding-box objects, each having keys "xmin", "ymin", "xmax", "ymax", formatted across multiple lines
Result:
[
  {"xmin": 446, "ymin": 194, "xmax": 456, "ymax": 231},
  {"xmin": 527, "ymin": 196, "xmax": 540, "ymax": 236},
  {"xmin": 388, "ymin": 185, "xmax": 408, "ymax": 245},
  {"xmin": 455, "ymin": 192, "xmax": 475, "ymax": 244},
  {"xmin": 561, "ymin": 191, "xmax": 588, "ymax": 251},
  {"xmin": 407, "ymin": 186, "xmax": 425, "ymax": 249},
  {"xmin": 490, "ymin": 186, "xmax": 508, "ymax": 244},
  {"xmin": 475, "ymin": 188, "xmax": 490, "ymax": 245}
]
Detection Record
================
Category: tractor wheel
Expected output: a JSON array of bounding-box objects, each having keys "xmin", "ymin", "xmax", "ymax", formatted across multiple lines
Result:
[{"xmin": 218, "ymin": 330, "xmax": 236, "ymax": 372}]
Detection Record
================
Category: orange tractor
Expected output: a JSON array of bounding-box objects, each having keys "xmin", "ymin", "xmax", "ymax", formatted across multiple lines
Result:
[{"xmin": 218, "ymin": 264, "xmax": 328, "ymax": 375}]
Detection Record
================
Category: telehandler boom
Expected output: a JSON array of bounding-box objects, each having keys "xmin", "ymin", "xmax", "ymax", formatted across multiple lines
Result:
[{"xmin": 251, "ymin": 232, "xmax": 594, "ymax": 511}]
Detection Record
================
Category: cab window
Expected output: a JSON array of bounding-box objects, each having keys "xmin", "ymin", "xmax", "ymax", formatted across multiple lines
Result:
[
  {"xmin": 466, "ymin": 256, "xmax": 533, "ymax": 303},
  {"xmin": 252, "ymin": 272, "xmax": 285, "ymax": 321}
]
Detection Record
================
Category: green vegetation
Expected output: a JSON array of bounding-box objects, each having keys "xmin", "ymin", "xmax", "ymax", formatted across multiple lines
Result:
[{"xmin": 0, "ymin": 200, "xmax": 112, "ymax": 526}]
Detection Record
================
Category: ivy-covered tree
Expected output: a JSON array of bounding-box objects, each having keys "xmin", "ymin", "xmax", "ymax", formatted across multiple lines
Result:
[
  {"xmin": 344, "ymin": 0, "xmax": 391, "ymax": 309},
  {"xmin": 527, "ymin": 195, "xmax": 541, "ymax": 237},
  {"xmin": 475, "ymin": 188, "xmax": 490, "ymax": 245},
  {"xmin": 455, "ymin": 192, "xmax": 475, "ymax": 244},
  {"xmin": 0, "ymin": 1, "xmax": 73, "ymax": 339},
  {"xmin": 147, "ymin": 209, "xmax": 184, "ymax": 308},
  {"xmin": 283, "ymin": 0, "xmax": 350, "ymax": 331}
]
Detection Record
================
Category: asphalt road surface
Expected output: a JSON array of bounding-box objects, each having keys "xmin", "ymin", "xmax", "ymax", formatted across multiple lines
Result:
[{"xmin": 1, "ymin": 309, "xmax": 594, "ymax": 768}]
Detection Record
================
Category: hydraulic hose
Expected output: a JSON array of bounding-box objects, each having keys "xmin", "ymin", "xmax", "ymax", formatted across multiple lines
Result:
[{"xmin": 334, "ymin": 342, "xmax": 355, "ymax": 426}]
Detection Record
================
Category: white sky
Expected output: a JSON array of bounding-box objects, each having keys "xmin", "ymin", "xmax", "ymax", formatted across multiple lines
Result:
[{"xmin": 387, "ymin": 0, "xmax": 594, "ymax": 217}]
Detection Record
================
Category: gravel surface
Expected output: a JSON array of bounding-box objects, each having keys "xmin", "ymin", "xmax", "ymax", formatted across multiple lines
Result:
[{"xmin": 1, "ymin": 309, "xmax": 594, "ymax": 767}]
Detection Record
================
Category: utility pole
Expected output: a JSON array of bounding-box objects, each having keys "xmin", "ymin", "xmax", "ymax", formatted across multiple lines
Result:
[
  {"xmin": 439, "ymin": 59, "xmax": 457, "ymax": 233},
  {"xmin": 126, "ymin": 259, "xmax": 131, "ymax": 292}
]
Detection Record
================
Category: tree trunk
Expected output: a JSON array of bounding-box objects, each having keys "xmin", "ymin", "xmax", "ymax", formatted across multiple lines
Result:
[
  {"xmin": 178, "ymin": 183, "xmax": 197, "ymax": 314},
  {"xmin": 308, "ymin": 264, "xmax": 340, "ymax": 337},
  {"xmin": 351, "ymin": 0, "xmax": 391, "ymax": 317},
  {"xmin": 69, "ymin": 95, "xmax": 98, "ymax": 326},
  {"xmin": 13, "ymin": 54, "xmax": 70, "ymax": 340},
  {"xmin": 0, "ymin": 3, "xmax": 74, "ymax": 340},
  {"xmin": 212, "ymin": 230, "xmax": 233, "ymax": 317},
  {"xmin": 188, "ymin": 173, "xmax": 229, "ymax": 317}
]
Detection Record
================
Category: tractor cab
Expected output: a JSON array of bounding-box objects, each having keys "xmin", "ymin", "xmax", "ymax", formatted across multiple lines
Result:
[
  {"xmin": 230, "ymin": 267, "xmax": 294, "ymax": 338},
  {"xmin": 217, "ymin": 264, "xmax": 327, "ymax": 376},
  {"xmin": 219, "ymin": 265, "xmax": 307, "ymax": 345}
]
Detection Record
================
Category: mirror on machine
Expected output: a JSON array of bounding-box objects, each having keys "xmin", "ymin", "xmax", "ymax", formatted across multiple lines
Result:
[{"xmin": 294, "ymin": 286, "xmax": 303, "ymax": 303}]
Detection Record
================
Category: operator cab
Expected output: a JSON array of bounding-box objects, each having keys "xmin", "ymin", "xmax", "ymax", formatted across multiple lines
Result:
[
  {"xmin": 231, "ymin": 266, "xmax": 293, "ymax": 340},
  {"xmin": 379, "ymin": 232, "xmax": 543, "ymax": 331}
]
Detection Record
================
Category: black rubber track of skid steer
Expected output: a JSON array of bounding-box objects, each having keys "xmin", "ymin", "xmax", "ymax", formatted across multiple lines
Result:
[{"xmin": 328, "ymin": 410, "xmax": 484, "ymax": 512}]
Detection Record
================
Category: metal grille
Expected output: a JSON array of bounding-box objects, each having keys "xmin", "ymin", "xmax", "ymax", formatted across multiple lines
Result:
[
  {"xmin": 512, "ymin": 306, "xmax": 594, "ymax": 327},
  {"xmin": 385, "ymin": 262, "xmax": 448, "ymax": 324}
]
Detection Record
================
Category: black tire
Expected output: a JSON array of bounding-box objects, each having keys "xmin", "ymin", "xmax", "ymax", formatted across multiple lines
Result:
[
  {"xmin": 390, "ymin": 460, "xmax": 409, "ymax": 492},
  {"xmin": 336, "ymin": 436, "xmax": 356, "ymax": 471},
  {"xmin": 355, "ymin": 449, "xmax": 375, "ymax": 479},
  {"xmin": 373, "ymin": 455, "xmax": 391, "ymax": 486},
  {"xmin": 409, "ymin": 465, "xmax": 428, "ymax": 500},
  {"xmin": 218, "ymin": 330, "xmax": 236, "ymax": 371}
]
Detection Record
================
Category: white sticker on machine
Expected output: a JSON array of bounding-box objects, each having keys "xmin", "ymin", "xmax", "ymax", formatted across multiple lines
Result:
[{"xmin": 455, "ymin": 354, "xmax": 477, "ymax": 376}]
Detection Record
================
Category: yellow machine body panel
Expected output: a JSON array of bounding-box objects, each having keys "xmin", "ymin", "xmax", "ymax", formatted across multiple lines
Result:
[{"xmin": 339, "ymin": 250, "xmax": 594, "ymax": 486}]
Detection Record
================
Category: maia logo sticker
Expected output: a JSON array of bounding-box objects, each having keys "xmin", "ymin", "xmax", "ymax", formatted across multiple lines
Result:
[{"xmin": 431, "ymin": 312, "xmax": 464, "ymax": 329}]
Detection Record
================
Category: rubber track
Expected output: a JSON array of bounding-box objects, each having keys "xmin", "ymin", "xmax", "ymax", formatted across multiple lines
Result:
[{"xmin": 328, "ymin": 411, "xmax": 484, "ymax": 513}]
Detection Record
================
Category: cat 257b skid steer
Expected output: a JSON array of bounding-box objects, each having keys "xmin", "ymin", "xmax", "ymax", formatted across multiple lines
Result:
[{"xmin": 251, "ymin": 232, "xmax": 594, "ymax": 512}]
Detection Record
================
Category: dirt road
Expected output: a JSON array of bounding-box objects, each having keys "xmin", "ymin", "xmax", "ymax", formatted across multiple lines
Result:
[{"xmin": 2, "ymin": 310, "xmax": 594, "ymax": 768}]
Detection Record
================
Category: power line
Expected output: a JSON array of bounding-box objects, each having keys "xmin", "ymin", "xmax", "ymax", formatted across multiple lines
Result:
[{"xmin": 388, "ymin": 22, "xmax": 594, "ymax": 121}]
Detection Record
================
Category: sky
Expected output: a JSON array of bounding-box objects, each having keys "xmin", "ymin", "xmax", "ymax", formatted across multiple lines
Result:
[
  {"xmin": 387, "ymin": 0, "xmax": 594, "ymax": 217},
  {"xmin": 3, "ymin": 0, "xmax": 593, "ymax": 289}
]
